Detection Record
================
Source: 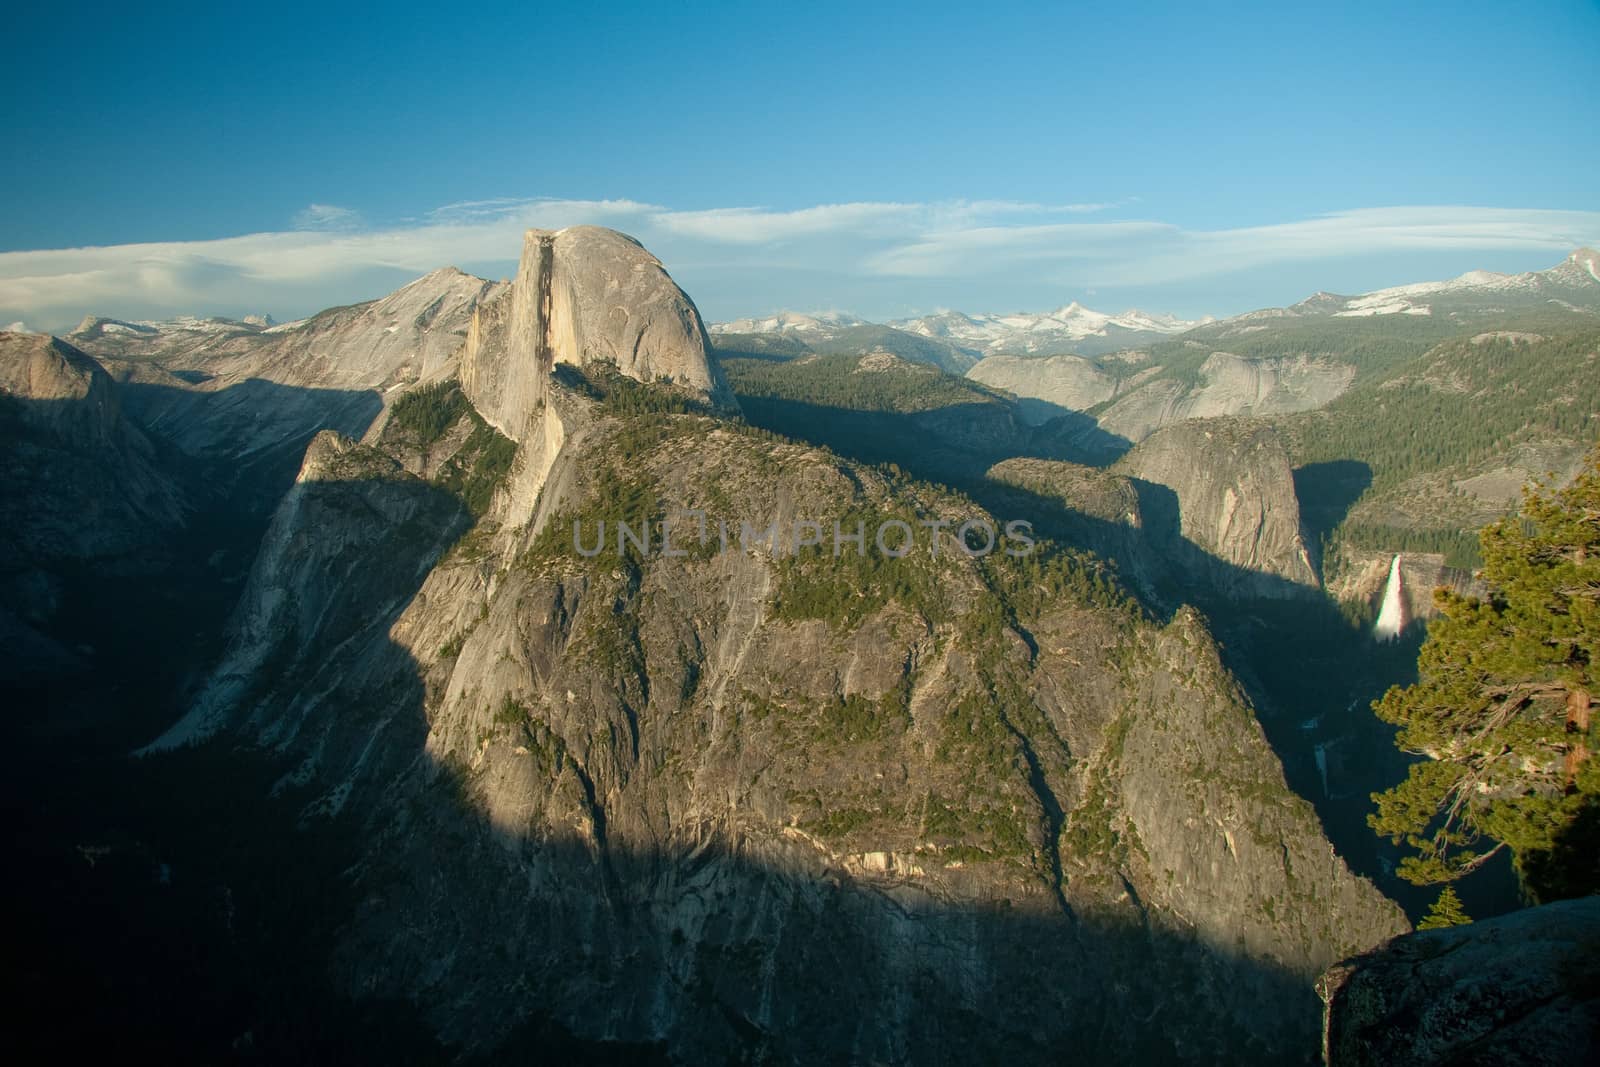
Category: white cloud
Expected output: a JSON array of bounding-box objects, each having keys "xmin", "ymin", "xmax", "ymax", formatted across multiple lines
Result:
[
  {"xmin": 292, "ymin": 203, "xmax": 362, "ymax": 231},
  {"xmin": 863, "ymin": 219, "xmax": 1178, "ymax": 277},
  {"xmin": 1, "ymin": 198, "xmax": 1595, "ymax": 331},
  {"xmin": 650, "ymin": 202, "xmax": 923, "ymax": 244},
  {"xmin": 1100, "ymin": 206, "xmax": 1600, "ymax": 287}
]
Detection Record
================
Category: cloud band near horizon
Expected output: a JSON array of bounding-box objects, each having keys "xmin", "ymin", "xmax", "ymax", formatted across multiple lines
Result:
[{"xmin": 1, "ymin": 199, "xmax": 1596, "ymax": 331}]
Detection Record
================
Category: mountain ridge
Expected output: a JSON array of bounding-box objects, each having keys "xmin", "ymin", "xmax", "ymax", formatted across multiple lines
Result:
[
  {"xmin": 710, "ymin": 247, "xmax": 1600, "ymax": 361},
  {"xmin": 111, "ymin": 227, "xmax": 1408, "ymax": 1060}
]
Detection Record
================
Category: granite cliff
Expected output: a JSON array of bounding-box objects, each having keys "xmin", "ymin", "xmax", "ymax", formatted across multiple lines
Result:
[
  {"xmin": 149, "ymin": 232, "xmax": 1407, "ymax": 1061},
  {"xmin": 1115, "ymin": 419, "xmax": 1320, "ymax": 598},
  {"xmin": 459, "ymin": 226, "xmax": 732, "ymax": 441}
]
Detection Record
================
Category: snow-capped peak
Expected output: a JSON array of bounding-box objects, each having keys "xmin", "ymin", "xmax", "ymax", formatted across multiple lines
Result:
[
  {"xmin": 710, "ymin": 310, "xmax": 867, "ymax": 336},
  {"xmin": 1328, "ymin": 248, "xmax": 1600, "ymax": 318}
]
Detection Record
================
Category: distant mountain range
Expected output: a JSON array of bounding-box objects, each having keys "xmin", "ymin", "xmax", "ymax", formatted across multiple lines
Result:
[
  {"xmin": 889, "ymin": 302, "xmax": 1208, "ymax": 357},
  {"xmin": 713, "ymin": 302, "xmax": 1208, "ymax": 360},
  {"xmin": 1220, "ymin": 247, "xmax": 1600, "ymax": 326},
  {"xmin": 9, "ymin": 227, "xmax": 1600, "ymax": 1062},
  {"xmin": 713, "ymin": 248, "xmax": 1600, "ymax": 359}
]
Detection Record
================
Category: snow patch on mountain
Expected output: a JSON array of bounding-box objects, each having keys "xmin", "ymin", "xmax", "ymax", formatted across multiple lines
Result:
[
  {"xmin": 1326, "ymin": 248, "xmax": 1600, "ymax": 317},
  {"xmin": 711, "ymin": 310, "xmax": 868, "ymax": 336},
  {"xmin": 890, "ymin": 302, "xmax": 1208, "ymax": 353}
]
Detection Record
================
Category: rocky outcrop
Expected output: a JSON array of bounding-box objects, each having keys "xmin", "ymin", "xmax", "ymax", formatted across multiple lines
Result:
[
  {"xmin": 1115, "ymin": 419, "xmax": 1319, "ymax": 597},
  {"xmin": 987, "ymin": 457, "xmax": 1143, "ymax": 530},
  {"xmin": 154, "ymin": 429, "xmax": 468, "ymax": 751},
  {"xmin": 161, "ymin": 362, "xmax": 1406, "ymax": 1060},
  {"xmin": 967, "ymin": 352, "xmax": 1123, "ymax": 419},
  {"xmin": 1097, "ymin": 353, "xmax": 1355, "ymax": 443},
  {"xmin": 461, "ymin": 226, "xmax": 733, "ymax": 441},
  {"xmin": 75, "ymin": 267, "xmax": 500, "ymax": 391},
  {"xmin": 984, "ymin": 457, "xmax": 1160, "ymax": 595},
  {"xmin": 1320, "ymin": 896, "xmax": 1600, "ymax": 1065}
]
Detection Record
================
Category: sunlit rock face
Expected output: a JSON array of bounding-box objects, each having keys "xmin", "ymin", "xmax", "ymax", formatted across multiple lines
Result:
[
  {"xmin": 461, "ymin": 226, "xmax": 733, "ymax": 441},
  {"xmin": 144, "ymin": 230, "xmax": 1407, "ymax": 1063},
  {"xmin": 1115, "ymin": 418, "xmax": 1320, "ymax": 598}
]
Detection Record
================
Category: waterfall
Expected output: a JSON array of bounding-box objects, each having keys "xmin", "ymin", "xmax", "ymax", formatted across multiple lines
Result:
[{"xmin": 1373, "ymin": 553, "xmax": 1405, "ymax": 640}]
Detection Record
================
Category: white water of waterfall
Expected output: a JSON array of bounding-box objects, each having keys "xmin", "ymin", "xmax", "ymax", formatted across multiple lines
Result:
[{"xmin": 1373, "ymin": 554, "xmax": 1405, "ymax": 640}]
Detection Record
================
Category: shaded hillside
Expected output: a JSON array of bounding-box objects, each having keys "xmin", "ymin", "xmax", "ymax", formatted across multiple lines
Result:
[{"xmin": 721, "ymin": 349, "xmax": 1121, "ymax": 478}]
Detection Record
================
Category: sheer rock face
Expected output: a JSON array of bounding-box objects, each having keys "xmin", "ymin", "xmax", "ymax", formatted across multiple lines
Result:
[
  {"xmin": 967, "ymin": 349, "xmax": 1354, "ymax": 439},
  {"xmin": 163, "ymin": 364, "xmax": 1407, "ymax": 1060},
  {"xmin": 461, "ymin": 226, "xmax": 733, "ymax": 441},
  {"xmin": 74, "ymin": 267, "xmax": 501, "ymax": 395},
  {"xmin": 1116, "ymin": 419, "xmax": 1320, "ymax": 597},
  {"xmin": 135, "ymin": 231, "xmax": 1404, "ymax": 1061},
  {"xmin": 1320, "ymin": 896, "xmax": 1600, "ymax": 1066},
  {"xmin": 1097, "ymin": 353, "xmax": 1355, "ymax": 444},
  {"xmin": 967, "ymin": 352, "xmax": 1124, "ymax": 418}
]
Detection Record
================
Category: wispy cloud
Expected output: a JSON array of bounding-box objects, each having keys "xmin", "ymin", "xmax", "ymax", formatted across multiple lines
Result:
[
  {"xmin": 650, "ymin": 202, "xmax": 922, "ymax": 244},
  {"xmin": 1, "ymin": 198, "xmax": 1595, "ymax": 330},
  {"xmin": 860, "ymin": 207, "xmax": 1599, "ymax": 283},
  {"xmin": 292, "ymin": 203, "xmax": 363, "ymax": 231}
]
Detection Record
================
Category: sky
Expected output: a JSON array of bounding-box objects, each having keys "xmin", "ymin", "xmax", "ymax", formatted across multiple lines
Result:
[{"xmin": 2, "ymin": 0, "xmax": 1597, "ymax": 331}]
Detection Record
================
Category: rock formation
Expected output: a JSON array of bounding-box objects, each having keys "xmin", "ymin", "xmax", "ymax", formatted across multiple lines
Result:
[
  {"xmin": 460, "ymin": 226, "xmax": 733, "ymax": 441},
  {"xmin": 966, "ymin": 349, "xmax": 1354, "ymax": 441},
  {"xmin": 71, "ymin": 267, "xmax": 505, "ymax": 477},
  {"xmin": 967, "ymin": 352, "xmax": 1125, "ymax": 418},
  {"xmin": 146, "ymin": 228, "xmax": 1408, "ymax": 1059},
  {"xmin": 1115, "ymin": 418, "xmax": 1320, "ymax": 597},
  {"xmin": 1320, "ymin": 896, "xmax": 1600, "ymax": 1065},
  {"xmin": 1097, "ymin": 352, "xmax": 1354, "ymax": 444}
]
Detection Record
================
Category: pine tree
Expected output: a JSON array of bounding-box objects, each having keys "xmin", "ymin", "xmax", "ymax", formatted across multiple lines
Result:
[
  {"xmin": 1369, "ymin": 443, "xmax": 1600, "ymax": 901},
  {"xmin": 1417, "ymin": 886, "xmax": 1472, "ymax": 930}
]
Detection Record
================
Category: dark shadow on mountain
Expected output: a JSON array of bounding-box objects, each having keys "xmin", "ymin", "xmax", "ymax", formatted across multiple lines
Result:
[
  {"xmin": 731, "ymin": 394, "xmax": 1125, "ymax": 482},
  {"xmin": 1029, "ymin": 407, "xmax": 1132, "ymax": 463},
  {"xmin": 118, "ymin": 377, "xmax": 385, "ymax": 518},
  {"xmin": 5, "ymin": 718, "xmax": 1328, "ymax": 1063},
  {"xmin": 0, "ymin": 378, "xmax": 387, "ymax": 752},
  {"xmin": 1293, "ymin": 460, "xmax": 1373, "ymax": 578},
  {"xmin": 4, "ymin": 455, "xmax": 1347, "ymax": 1064},
  {"xmin": 4, "ymin": 372, "xmax": 1428, "ymax": 1062}
]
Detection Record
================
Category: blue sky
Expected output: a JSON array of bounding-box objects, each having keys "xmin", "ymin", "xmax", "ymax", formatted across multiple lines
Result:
[{"xmin": 2, "ymin": 0, "xmax": 1597, "ymax": 329}]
